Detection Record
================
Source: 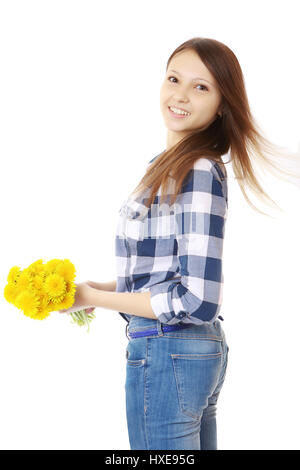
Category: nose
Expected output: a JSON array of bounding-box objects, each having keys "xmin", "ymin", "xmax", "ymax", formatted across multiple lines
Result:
[{"xmin": 173, "ymin": 95, "xmax": 189, "ymax": 102}]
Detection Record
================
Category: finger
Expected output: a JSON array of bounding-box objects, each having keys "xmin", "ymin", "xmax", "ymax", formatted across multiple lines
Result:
[{"xmin": 85, "ymin": 307, "xmax": 95, "ymax": 314}]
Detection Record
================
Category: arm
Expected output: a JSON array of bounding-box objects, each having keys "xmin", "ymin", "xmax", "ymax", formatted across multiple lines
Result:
[
  {"xmin": 148, "ymin": 159, "xmax": 228, "ymax": 325},
  {"xmin": 86, "ymin": 288, "xmax": 156, "ymax": 319},
  {"xmin": 59, "ymin": 280, "xmax": 155, "ymax": 318},
  {"xmin": 82, "ymin": 160, "xmax": 226, "ymax": 323},
  {"xmin": 86, "ymin": 280, "xmax": 117, "ymax": 292}
]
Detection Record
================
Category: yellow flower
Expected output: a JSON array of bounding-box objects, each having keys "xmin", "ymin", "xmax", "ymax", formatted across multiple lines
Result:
[
  {"xmin": 31, "ymin": 274, "xmax": 45, "ymax": 292},
  {"xmin": 58, "ymin": 290, "xmax": 75, "ymax": 310},
  {"xmin": 65, "ymin": 280, "xmax": 76, "ymax": 295},
  {"xmin": 16, "ymin": 271, "xmax": 33, "ymax": 292},
  {"xmin": 7, "ymin": 266, "xmax": 21, "ymax": 284},
  {"xmin": 26, "ymin": 259, "xmax": 45, "ymax": 278},
  {"xmin": 55, "ymin": 259, "xmax": 76, "ymax": 282},
  {"xmin": 4, "ymin": 258, "xmax": 91, "ymax": 327},
  {"xmin": 44, "ymin": 259, "xmax": 62, "ymax": 274},
  {"xmin": 40, "ymin": 295, "xmax": 50, "ymax": 311},
  {"xmin": 32, "ymin": 309, "xmax": 51, "ymax": 320},
  {"xmin": 3, "ymin": 282, "xmax": 19, "ymax": 304},
  {"xmin": 34, "ymin": 309, "xmax": 51, "ymax": 320},
  {"xmin": 15, "ymin": 290, "xmax": 40, "ymax": 318},
  {"xmin": 31, "ymin": 295, "xmax": 51, "ymax": 320},
  {"xmin": 43, "ymin": 273, "xmax": 66, "ymax": 302}
]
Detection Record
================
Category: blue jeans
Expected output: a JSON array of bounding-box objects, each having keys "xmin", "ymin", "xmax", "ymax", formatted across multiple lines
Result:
[{"xmin": 125, "ymin": 316, "xmax": 229, "ymax": 450}]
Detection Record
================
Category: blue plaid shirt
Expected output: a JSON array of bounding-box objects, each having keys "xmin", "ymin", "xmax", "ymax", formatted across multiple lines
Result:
[{"xmin": 115, "ymin": 151, "xmax": 228, "ymax": 325}]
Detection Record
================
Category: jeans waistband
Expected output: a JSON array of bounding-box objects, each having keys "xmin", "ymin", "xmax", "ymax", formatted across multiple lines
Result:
[
  {"xmin": 127, "ymin": 322, "xmax": 191, "ymax": 339},
  {"xmin": 126, "ymin": 315, "xmax": 224, "ymax": 340}
]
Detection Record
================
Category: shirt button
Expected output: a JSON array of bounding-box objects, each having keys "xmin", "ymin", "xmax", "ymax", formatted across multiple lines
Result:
[{"xmin": 177, "ymin": 311, "xmax": 185, "ymax": 319}]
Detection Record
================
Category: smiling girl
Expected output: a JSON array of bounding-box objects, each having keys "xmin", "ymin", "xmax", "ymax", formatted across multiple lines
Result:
[{"xmin": 60, "ymin": 37, "xmax": 300, "ymax": 450}]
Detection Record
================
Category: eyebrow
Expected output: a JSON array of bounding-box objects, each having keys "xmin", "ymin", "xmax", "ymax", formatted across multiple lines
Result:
[{"xmin": 168, "ymin": 69, "xmax": 214, "ymax": 86}]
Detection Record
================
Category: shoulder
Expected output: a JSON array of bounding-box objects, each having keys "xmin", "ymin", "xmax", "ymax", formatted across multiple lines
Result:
[
  {"xmin": 180, "ymin": 158, "xmax": 228, "ymax": 209},
  {"xmin": 147, "ymin": 151, "xmax": 164, "ymax": 166},
  {"xmin": 193, "ymin": 157, "xmax": 214, "ymax": 171},
  {"xmin": 193, "ymin": 157, "xmax": 226, "ymax": 181},
  {"xmin": 148, "ymin": 154, "xmax": 226, "ymax": 180},
  {"xmin": 183, "ymin": 157, "xmax": 225, "ymax": 188}
]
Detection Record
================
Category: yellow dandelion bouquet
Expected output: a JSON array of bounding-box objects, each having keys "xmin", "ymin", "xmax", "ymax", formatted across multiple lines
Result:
[{"xmin": 3, "ymin": 258, "xmax": 96, "ymax": 330}]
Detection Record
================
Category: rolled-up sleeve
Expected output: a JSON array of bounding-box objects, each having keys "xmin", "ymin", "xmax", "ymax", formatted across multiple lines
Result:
[{"xmin": 149, "ymin": 158, "xmax": 228, "ymax": 325}]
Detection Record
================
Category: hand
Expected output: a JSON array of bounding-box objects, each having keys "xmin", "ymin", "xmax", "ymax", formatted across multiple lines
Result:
[{"xmin": 58, "ymin": 282, "xmax": 96, "ymax": 315}]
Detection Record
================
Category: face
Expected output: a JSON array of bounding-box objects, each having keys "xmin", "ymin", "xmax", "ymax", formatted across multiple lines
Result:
[{"xmin": 160, "ymin": 49, "xmax": 223, "ymax": 150}]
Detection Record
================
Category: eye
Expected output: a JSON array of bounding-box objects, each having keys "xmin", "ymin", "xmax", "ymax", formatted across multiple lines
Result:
[
  {"xmin": 196, "ymin": 84, "xmax": 208, "ymax": 91},
  {"xmin": 167, "ymin": 76, "xmax": 208, "ymax": 92}
]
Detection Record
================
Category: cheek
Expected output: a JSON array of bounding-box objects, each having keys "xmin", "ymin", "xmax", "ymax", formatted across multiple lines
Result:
[
  {"xmin": 160, "ymin": 85, "xmax": 168, "ymax": 100},
  {"xmin": 193, "ymin": 101, "xmax": 216, "ymax": 118}
]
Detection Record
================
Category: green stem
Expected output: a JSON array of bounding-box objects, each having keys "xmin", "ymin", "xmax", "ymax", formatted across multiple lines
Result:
[{"xmin": 69, "ymin": 310, "xmax": 95, "ymax": 331}]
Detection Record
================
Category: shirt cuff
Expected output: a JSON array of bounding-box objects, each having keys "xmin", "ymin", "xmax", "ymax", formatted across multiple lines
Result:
[{"xmin": 148, "ymin": 280, "xmax": 186, "ymax": 325}]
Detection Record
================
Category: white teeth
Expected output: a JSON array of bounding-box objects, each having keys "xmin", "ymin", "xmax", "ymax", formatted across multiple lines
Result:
[{"xmin": 169, "ymin": 106, "xmax": 190, "ymax": 116}]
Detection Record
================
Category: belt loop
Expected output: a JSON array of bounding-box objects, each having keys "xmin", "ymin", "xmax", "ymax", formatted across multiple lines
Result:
[
  {"xmin": 125, "ymin": 322, "xmax": 130, "ymax": 340},
  {"xmin": 156, "ymin": 320, "xmax": 164, "ymax": 337}
]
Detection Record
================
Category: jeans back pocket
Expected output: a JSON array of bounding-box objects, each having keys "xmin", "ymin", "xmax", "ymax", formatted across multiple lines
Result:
[{"xmin": 171, "ymin": 352, "xmax": 223, "ymax": 420}]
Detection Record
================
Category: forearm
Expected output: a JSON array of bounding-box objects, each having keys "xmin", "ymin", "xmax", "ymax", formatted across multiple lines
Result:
[
  {"xmin": 87, "ymin": 287, "xmax": 157, "ymax": 319},
  {"xmin": 87, "ymin": 280, "xmax": 116, "ymax": 292}
]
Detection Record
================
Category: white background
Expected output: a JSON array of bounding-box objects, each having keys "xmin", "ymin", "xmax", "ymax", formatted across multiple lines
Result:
[{"xmin": 0, "ymin": 0, "xmax": 299, "ymax": 450}]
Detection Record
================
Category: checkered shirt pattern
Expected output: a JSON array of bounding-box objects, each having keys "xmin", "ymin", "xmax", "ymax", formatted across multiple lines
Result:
[{"xmin": 115, "ymin": 151, "xmax": 228, "ymax": 325}]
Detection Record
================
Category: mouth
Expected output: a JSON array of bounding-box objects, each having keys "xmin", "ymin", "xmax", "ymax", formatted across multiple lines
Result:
[{"xmin": 168, "ymin": 105, "xmax": 191, "ymax": 118}]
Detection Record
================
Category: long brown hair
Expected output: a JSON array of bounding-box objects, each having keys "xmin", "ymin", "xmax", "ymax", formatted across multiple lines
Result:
[{"xmin": 130, "ymin": 37, "xmax": 300, "ymax": 217}]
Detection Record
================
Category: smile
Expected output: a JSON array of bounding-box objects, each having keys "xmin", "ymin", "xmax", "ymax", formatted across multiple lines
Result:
[{"xmin": 168, "ymin": 106, "xmax": 191, "ymax": 118}]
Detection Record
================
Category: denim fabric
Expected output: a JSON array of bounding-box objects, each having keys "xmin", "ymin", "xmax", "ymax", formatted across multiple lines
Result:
[{"xmin": 125, "ymin": 316, "xmax": 229, "ymax": 450}]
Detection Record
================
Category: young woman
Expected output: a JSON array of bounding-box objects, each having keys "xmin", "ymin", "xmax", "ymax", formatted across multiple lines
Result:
[{"xmin": 60, "ymin": 37, "xmax": 300, "ymax": 450}]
